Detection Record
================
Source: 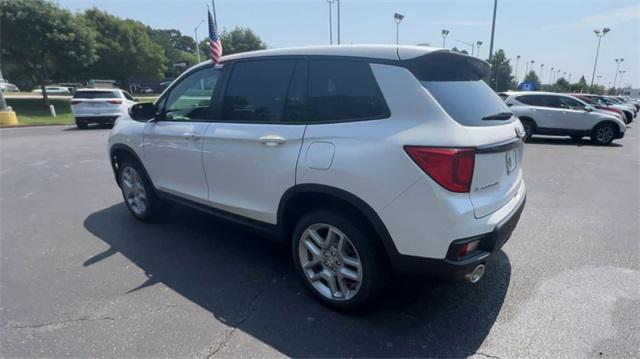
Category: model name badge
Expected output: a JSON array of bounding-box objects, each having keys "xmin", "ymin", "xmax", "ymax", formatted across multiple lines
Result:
[{"xmin": 474, "ymin": 181, "xmax": 500, "ymax": 191}]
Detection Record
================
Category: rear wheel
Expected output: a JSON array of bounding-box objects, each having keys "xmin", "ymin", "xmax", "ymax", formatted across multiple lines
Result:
[
  {"xmin": 292, "ymin": 210, "xmax": 387, "ymax": 311},
  {"xmin": 591, "ymin": 123, "xmax": 617, "ymax": 145},
  {"xmin": 118, "ymin": 160, "xmax": 170, "ymax": 221}
]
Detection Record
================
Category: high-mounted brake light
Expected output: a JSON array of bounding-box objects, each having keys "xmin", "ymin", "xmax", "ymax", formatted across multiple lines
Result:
[
  {"xmin": 108, "ymin": 100, "xmax": 123, "ymax": 104},
  {"xmin": 404, "ymin": 146, "xmax": 475, "ymax": 193}
]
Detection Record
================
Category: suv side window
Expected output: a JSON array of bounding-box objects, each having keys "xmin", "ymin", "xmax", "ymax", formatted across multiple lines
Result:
[
  {"xmin": 516, "ymin": 95, "xmax": 543, "ymax": 106},
  {"xmin": 164, "ymin": 66, "xmax": 221, "ymax": 121},
  {"xmin": 558, "ymin": 97, "xmax": 585, "ymax": 110},
  {"xmin": 307, "ymin": 59, "xmax": 389, "ymax": 123},
  {"xmin": 221, "ymin": 59, "xmax": 297, "ymax": 123}
]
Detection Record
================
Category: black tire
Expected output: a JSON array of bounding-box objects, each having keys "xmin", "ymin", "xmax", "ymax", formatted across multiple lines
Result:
[
  {"xmin": 291, "ymin": 209, "xmax": 388, "ymax": 311},
  {"xmin": 519, "ymin": 118, "xmax": 535, "ymax": 141},
  {"xmin": 570, "ymin": 135, "xmax": 583, "ymax": 142},
  {"xmin": 75, "ymin": 119, "xmax": 88, "ymax": 129},
  {"xmin": 590, "ymin": 123, "xmax": 617, "ymax": 145},
  {"xmin": 118, "ymin": 159, "xmax": 171, "ymax": 222}
]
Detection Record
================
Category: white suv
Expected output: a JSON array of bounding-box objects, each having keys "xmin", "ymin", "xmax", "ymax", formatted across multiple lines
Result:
[
  {"xmin": 71, "ymin": 88, "xmax": 137, "ymax": 129},
  {"xmin": 505, "ymin": 91, "xmax": 626, "ymax": 145},
  {"xmin": 108, "ymin": 45, "xmax": 527, "ymax": 310}
]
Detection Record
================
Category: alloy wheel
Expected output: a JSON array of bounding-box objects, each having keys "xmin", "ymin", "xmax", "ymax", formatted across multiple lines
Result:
[
  {"xmin": 595, "ymin": 126, "xmax": 614, "ymax": 144},
  {"xmin": 121, "ymin": 166, "xmax": 147, "ymax": 216},
  {"xmin": 298, "ymin": 223, "xmax": 363, "ymax": 301}
]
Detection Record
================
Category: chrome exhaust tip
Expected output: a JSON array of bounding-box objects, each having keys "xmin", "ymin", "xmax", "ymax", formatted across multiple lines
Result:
[{"xmin": 465, "ymin": 264, "xmax": 486, "ymax": 284}]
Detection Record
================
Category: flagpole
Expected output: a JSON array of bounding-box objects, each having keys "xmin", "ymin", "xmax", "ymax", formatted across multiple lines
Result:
[{"xmin": 211, "ymin": 0, "xmax": 218, "ymax": 30}]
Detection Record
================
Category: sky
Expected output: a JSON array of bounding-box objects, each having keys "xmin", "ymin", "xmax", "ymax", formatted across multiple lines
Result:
[{"xmin": 57, "ymin": 0, "xmax": 639, "ymax": 88}]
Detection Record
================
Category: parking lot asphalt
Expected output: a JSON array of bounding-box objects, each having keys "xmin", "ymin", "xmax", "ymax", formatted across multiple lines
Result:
[{"xmin": 1, "ymin": 124, "xmax": 638, "ymax": 358}]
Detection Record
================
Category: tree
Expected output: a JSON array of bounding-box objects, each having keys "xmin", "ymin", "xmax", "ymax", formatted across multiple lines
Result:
[
  {"xmin": 1, "ymin": 0, "xmax": 97, "ymax": 104},
  {"xmin": 572, "ymin": 76, "xmax": 589, "ymax": 93},
  {"xmin": 485, "ymin": 49, "xmax": 514, "ymax": 91},
  {"xmin": 82, "ymin": 9, "xmax": 166, "ymax": 86},
  {"xmin": 522, "ymin": 71, "xmax": 542, "ymax": 90},
  {"xmin": 199, "ymin": 27, "xmax": 267, "ymax": 59},
  {"xmin": 148, "ymin": 29, "xmax": 198, "ymax": 79}
]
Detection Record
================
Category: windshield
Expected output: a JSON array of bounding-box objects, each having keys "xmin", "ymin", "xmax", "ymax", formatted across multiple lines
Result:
[{"xmin": 421, "ymin": 80, "xmax": 513, "ymax": 127}]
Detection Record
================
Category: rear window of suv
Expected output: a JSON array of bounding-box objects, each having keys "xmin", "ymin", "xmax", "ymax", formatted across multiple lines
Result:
[
  {"xmin": 422, "ymin": 80, "xmax": 513, "ymax": 127},
  {"xmin": 73, "ymin": 91, "xmax": 121, "ymax": 99}
]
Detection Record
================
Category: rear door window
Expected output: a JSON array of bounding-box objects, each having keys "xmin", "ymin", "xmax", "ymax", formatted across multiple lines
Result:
[
  {"xmin": 421, "ymin": 80, "xmax": 513, "ymax": 127},
  {"xmin": 73, "ymin": 91, "xmax": 121, "ymax": 99},
  {"xmin": 221, "ymin": 59, "xmax": 296, "ymax": 123},
  {"xmin": 307, "ymin": 59, "xmax": 389, "ymax": 123}
]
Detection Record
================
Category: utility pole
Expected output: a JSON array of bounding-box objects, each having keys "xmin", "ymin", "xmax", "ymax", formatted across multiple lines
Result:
[
  {"xmin": 394, "ymin": 13, "xmax": 405, "ymax": 45},
  {"xmin": 336, "ymin": 0, "xmax": 341, "ymax": 44},
  {"xmin": 488, "ymin": 0, "xmax": 498, "ymax": 60},
  {"xmin": 327, "ymin": 0, "xmax": 334, "ymax": 45},
  {"xmin": 590, "ymin": 27, "xmax": 610, "ymax": 89},
  {"xmin": 612, "ymin": 58, "xmax": 623, "ymax": 89},
  {"xmin": 441, "ymin": 29, "xmax": 450, "ymax": 48},
  {"xmin": 194, "ymin": 20, "xmax": 205, "ymax": 63}
]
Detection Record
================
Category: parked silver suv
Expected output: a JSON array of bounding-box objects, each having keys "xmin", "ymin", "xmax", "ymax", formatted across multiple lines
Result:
[{"xmin": 505, "ymin": 92, "xmax": 626, "ymax": 144}]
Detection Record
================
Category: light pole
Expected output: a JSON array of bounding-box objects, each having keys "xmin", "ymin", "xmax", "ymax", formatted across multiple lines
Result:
[
  {"xmin": 556, "ymin": 69, "xmax": 561, "ymax": 82},
  {"xmin": 568, "ymin": 73, "xmax": 572, "ymax": 82},
  {"xmin": 514, "ymin": 55, "xmax": 521, "ymax": 82},
  {"xmin": 549, "ymin": 67, "xmax": 554, "ymax": 83},
  {"xmin": 618, "ymin": 70, "xmax": 626, "ymax": 94},
  {"xmin": 476, "ymin": 41, "xmax": 483, "ymax": 58},
  {"xmin": 326, "ymin": 0, "xmax": 335, "ymax": 45},
  {"xmin": 529, "ymin": 60, "xmax": 535, "ymax": 77},
  {"xmin": 456, "ymin": 40, "xmax": 474, "ymax": 55},
  {"xmin": 540, "ymin": 64, "xmax": 544, "ymax": 83},
  {"xmin": 524, "ymin": 60, "xmax": 530, "ymax": 78},
  {"xmin": 612, "ymin": 58, "xmax": 624, "ymax": 89},
  {"xmin": 595, "ymin": 75, "xmax": 602, "ymax": 86},
  {"xmin": 394, "ymin": 13, "xmax": 405, "ymax": 45},
  {"xmin": 194, "ymin": 19, "xmax": 205, "ymax": 63},
  {"xmin": 336, "ymin": 0, "xmax": 341, "ymax": 44},
  {"xmin": 488, "ymin": 0, "xmax": 498, "ymax": 60},
  {"xmin": 441, "ymin": 29, "xmax": 450, "ymax": 48},
  {"xmin": 589, "ymin": 27, "xmax": 610, "ymax": 88}
]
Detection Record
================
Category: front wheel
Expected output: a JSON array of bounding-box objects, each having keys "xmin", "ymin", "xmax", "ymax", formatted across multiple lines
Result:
[
  {"xmin": 118, "ymin": 160, "xmax": 170, "ymax": 221},
  {"xmin": 292, "ymin": 210, "xmax": 387, "ymax": 311},
  {"xmin": 75, "ymin": 119, "xmax": 88, "ymax": 129},
  {"xmin": 591, "ymin": 123, "xmax": 617, "ymax": 145}
]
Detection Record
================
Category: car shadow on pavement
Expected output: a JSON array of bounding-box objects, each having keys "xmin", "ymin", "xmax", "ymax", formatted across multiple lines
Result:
[
  {"xmin": 527, "ymin": 137, "xmax": 623, "ymax": 147},
  {"xmin": 63, "ymin": 124, "xmax": 113, "ymax": 131},
  {"xmin": 83, "ymin": 203, "xmax": 511, "ymax": 357}
]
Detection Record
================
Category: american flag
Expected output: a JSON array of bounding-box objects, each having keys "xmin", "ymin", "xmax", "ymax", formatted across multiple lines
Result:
[{"xmin": 208, "ymin": 4, "xmax": 222, "ymax": 64}]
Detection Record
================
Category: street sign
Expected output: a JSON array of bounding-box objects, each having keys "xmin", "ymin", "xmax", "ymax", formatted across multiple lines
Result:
[{"xmin": 519, "ymin": 82, "xmax": 536, "ymax": 91}]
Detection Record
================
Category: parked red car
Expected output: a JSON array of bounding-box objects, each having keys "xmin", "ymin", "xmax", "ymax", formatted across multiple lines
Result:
[{"xmin": 570, "ymin": 94, "xmax": 629, "ymax": 124}]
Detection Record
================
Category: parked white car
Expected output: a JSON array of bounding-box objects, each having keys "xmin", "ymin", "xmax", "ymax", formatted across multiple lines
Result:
[
  {"xmin": 505, "ymin": 91, "xmax": 626, "ymax": 145},
  {"xmin": 108, "ymin": 45, "xmax": 527, "ymax": 310},
  {"xmin": 0, "ymin": 79, "xmax": 19, "ymax": 92},
  {"xmin": 32, "ymin": 86, "xmax": 71, "ymax": 95},
  {"xmin": 71, "ymin": 88, "xmax": 137, "ymax": 129}
]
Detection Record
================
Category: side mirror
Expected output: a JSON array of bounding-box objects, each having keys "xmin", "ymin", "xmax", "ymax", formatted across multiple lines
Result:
[
  {"xmin": 584, "ymin": 105, "xmax": 593, "ymax": 112},
  {"xmin": 130, "ymin": 102, "xmax": 157, "ymax": 122}
]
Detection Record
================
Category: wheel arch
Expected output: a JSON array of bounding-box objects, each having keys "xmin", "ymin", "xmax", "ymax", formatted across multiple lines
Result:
[
  {"xmin": 592, "ymin": 119, "xmax": 622, "ymax": 135},
  {"xmin": 109, "ymin": 144, "xmax": 154, "ymax": 189},
  {"xmin": 517, "ymin": 115, "xmax": 537, "ymax": 129},
  {"xmin": 277, "ymin": 184, "xmax": 400, "ymax": 262}
]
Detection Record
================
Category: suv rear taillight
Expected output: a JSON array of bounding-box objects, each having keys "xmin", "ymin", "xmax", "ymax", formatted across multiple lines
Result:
[
  {"xmin": 404, "ymin": 146, "xmax": 475, "ymax": 193},
  {"xmin": 108, "ymin": 100, "xmax": 123, "ymax": 104}
]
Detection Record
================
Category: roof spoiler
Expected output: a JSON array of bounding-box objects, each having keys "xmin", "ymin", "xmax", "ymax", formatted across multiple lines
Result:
[{"xmin": 401, "ymin": 50, "xmax": 490, "ymax": 81}]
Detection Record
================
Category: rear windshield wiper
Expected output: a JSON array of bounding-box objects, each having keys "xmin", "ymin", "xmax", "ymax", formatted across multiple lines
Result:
[{"xmin": 481, "ymin": 112, "xmax": 513, "ymax": 121}]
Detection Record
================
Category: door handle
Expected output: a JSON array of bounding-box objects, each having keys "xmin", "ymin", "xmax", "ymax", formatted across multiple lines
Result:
[
  {"xmin": 184, "ymin": 132, "xmax": 201, "ymax": 140},
  {"xmin": 259, "ymin": 135, "xmax": 286, "ymax": 146}
]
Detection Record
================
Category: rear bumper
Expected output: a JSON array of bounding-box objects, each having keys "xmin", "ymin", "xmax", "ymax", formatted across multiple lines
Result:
[
  {"xmin": 75, "ymin": 116, "xmax": 119, "ymax": 124},
  {"xmin": 391, "ymin": 194, "xmax": 526, "ymax": 280}
]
